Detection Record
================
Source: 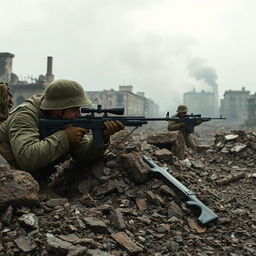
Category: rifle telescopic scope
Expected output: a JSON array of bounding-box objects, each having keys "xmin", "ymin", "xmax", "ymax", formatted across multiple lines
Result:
[{"xmin": 81, "ymin": 104, "xmax": 124, "ymax": 115}]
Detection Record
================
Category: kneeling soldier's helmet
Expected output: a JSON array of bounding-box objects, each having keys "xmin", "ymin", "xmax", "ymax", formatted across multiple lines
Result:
[
  {"xmin": 176, "ymin": 104, "xmax": 188, "ymax": 113},
  {"xmin": 40, "ymin": 79, "xmax": 91, "ymax": 110}
]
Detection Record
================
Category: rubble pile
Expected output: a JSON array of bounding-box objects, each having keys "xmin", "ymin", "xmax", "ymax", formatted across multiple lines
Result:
[
  {"xmin": 0, "ymin": 129, "xmax": 256, "ymax": 255},
  {"xmin": 211, "ymin": 130, "xmax": 256, "ymax": 160}
]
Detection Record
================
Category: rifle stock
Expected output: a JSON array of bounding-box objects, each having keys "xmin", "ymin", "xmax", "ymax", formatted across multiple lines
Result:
[{"xmin": 143, "ymin": 156, "xmax": 218, "ymax": 226}]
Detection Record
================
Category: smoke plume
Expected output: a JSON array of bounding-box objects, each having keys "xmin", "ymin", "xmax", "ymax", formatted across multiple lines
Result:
[{"xmin": 187, "ymin": 58, "xmax": 218, "ymax": 91}]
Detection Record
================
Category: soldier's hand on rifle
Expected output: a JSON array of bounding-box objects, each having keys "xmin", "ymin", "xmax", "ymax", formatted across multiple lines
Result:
[
  {"xmin": 64, "ymin": 126, "xmax": 89, "ymax": 144},
  {"xmin": 104, "ymin": 120, "xmax": 124, "ymax": 142}
]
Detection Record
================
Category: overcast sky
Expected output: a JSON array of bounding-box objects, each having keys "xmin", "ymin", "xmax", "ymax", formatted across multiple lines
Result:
[{"xmin": 1, "ymin": 0, "xmax": 256, "ymax": 112}]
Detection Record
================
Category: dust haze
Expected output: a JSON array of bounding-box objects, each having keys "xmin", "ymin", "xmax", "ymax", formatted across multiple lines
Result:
[{"xmin": 1, "ymin": 0, "xmax": 256, "ymax": 112}]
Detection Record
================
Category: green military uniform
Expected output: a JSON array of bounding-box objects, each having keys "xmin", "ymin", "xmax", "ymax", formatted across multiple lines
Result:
[
  {"xmin": 167, "ymin": 113, "xmax": 197, "ymax": 148},
  {"xmin": 167, "ymin": 105, "xmax": 201, "ymax": 148},
  {"xmin": 0, "ymin": 80, "xmax": 107, "ymax": 179}
]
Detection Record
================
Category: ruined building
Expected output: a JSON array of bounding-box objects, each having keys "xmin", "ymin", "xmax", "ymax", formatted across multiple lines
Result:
[
  {"xmin": 183, "ymin": 89, "xmax": 216, "ymax": 116},
  {"xmin": 220, "ymin": 87, "xmax": 250, "ymax": 123},
  {"xmin": 0, "ymin": 52, "xmax": 54, "ymax": 107},
  {"xmin": 0, "ymin": 52, "xmax": 159, "ymax": 116},
  {"xmin": 87, "ymin": 85, "xmax": 159, "ymax": 116},
  {"xmin": 245, "ymin": 93, "xmax": 256, "ymax": 126},
  {"xmin": 0, "ymin": 52, "xmax": 18, "ymax": 84}
]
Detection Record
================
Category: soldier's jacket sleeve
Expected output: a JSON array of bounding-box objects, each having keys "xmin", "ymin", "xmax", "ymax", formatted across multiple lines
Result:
[
  {"xmin": 8, "ymin": 110, "xmax": 70, "ymax": 172},
  {"xmin": 8, "ymin": 110, "xmax": 107, "ymax": 172},
  {"xmin": 195, "ymin": 120, "xmax": 202, "ymax": 126},
  {"xmin": 167, "ymin": 121, "xmax": 184, "ymax": 131},
  {"xmin": 167, "ymin": 115, "xmax": 185, "ymax": 131}
]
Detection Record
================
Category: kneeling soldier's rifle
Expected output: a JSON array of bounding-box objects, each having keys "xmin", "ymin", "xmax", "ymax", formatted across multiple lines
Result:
[
  {"xmin": 176, "ymin": 114, "xmax": 226, "ymax": 134},
  {"xmin": 143, "ymin": 155, "xmax": 218, "ymax": 226},
  {"xmin": 39, "ymin": 105, "xmax": 176, "ymax": 148}
]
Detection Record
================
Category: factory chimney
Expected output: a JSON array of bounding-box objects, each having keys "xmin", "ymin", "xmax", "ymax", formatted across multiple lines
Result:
[{"xmin": 45, "ymin": 56, "xmax": 54, "ymax": 83}]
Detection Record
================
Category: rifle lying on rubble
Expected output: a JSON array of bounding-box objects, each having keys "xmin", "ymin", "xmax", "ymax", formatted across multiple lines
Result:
[
  {"xmin": 39, "ymin": 105, "xmax": 176, "ymax": 148},
  {"xmin": 174, "ymin": 114, "xmax": 226, "ymax": 134},
  {"xmin": 143, "ymin": 156, "xmax": 218, "ymax": 226}
]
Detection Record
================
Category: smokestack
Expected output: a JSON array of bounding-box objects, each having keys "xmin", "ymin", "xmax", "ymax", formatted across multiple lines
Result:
[
  {"xmin": 46, "ymin": 56, "xmax": 54, "ymax": 83},
  {"xmin": 47, "ymin": 56, "xmax": 53, "ymax": 75}
]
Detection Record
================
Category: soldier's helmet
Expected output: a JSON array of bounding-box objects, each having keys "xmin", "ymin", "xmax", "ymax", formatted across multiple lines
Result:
[
  {"xmin": 176, "ymin": 104, "xmax": 188, "ymax": 113},
  {"xmin": 40, "ymin": 79, "xmax": 91, "ymax": 110}
]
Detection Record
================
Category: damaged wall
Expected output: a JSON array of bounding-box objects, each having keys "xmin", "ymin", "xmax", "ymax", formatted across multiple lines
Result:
[
  {"xmin": 245, "ymin": 93, "xmax": 256, "ymax": 126},
  {"xmin": 220, "ymin": 87, "xmax": 250, "ymax": 123},
  {"xmin": 0, "ymin": 53, "xmax": 54, "ymax": 108}
]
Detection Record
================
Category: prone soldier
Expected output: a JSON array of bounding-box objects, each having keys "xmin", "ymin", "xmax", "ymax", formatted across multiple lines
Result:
[{"xmin": 0, "ymin": 79, "xmax": 124, "ymax": 181}]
